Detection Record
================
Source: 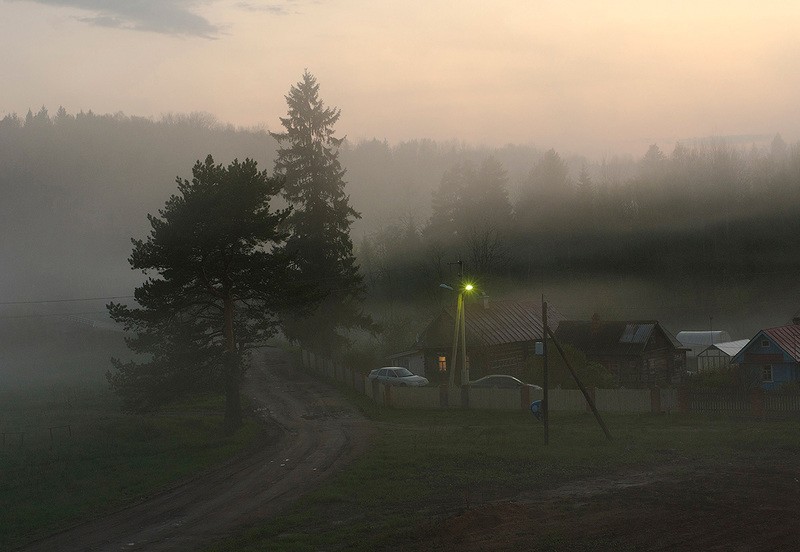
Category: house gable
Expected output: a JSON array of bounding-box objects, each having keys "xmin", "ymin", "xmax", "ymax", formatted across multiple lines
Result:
[
  {"xmin": 732, "ymin": 325, "xmax": 800, "ymax": 390},
  {"xmin": 732, "ymin": 327, "xmax": 800, "ymax": 365}
]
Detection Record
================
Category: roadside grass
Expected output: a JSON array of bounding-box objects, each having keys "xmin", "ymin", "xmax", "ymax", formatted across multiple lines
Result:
[
  {"xmin": 0, "ymin": 387, "xmax": 260, "ymax": 550},
  {"xmin": 208, "ymin": 385, "xmax": 800, "ymax": 552}
]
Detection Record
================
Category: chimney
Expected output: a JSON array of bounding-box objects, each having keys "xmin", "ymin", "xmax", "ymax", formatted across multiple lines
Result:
[{"xmin": 482, "ymin": 294, "xmax": 489, "ymax": 309}]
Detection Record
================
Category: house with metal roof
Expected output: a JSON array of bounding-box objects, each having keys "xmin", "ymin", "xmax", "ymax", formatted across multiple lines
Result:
[
  {"xmin": 392, "ymin": 299, "xmax": 563, "ymax": 384},
  {"xmin": 697, "ymin": 340, "xmax": 749, "ymax": 373},
  {"xmin": 731, "ymin": 324, "xmax": 800, "ymax": 390},
  {"xmin": 554, "ymin": 316, "xmax": 687, "ymax": 387}
]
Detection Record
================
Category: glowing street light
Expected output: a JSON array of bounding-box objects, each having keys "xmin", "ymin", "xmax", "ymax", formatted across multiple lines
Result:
[{"xmin": 441, "ymin": 280, "xmax": 476, "ymax": 387}]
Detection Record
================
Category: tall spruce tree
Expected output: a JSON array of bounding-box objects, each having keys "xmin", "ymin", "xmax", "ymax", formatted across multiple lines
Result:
[
  {"xmin": 107, "ymin": 155, "xmax": 298, "ymax": 430},
  {"xmin": 271, "ymin": 71, "xmax": 373, "ymax": 355}
]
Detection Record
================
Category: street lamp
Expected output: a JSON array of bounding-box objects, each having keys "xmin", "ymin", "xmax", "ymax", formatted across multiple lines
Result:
[{"xmin": 441, "ymin": 281, "xmax": 475, "ymax": 387}]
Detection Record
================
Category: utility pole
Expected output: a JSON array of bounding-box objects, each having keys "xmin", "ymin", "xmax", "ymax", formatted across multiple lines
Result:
[
  {"xmin": 546, "ymin": 325, "xmax": 613, "ymax": 442},
  {"xmin": 449, "ymin": 291, "xmax": 462, "ymax": 387},
  {"xmin": 445, "ymin": 260, "xmax": 467, "ymax": 387},
  {"xmin": 460, "ymin": 291, "xmax": 468, "ymax": 385},
  {"xmin": 540, "ymin": 299, "xmax": 612, "ymax": 443},
  {"xmin": 542, "ymin": 299, "xmax": 549, "ymax": 445}
]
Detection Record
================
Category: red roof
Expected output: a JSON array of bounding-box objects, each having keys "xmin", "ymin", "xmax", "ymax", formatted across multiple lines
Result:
[{"xmin": 763, "ymin": 324, "xmax": 800, "ymax": 362}]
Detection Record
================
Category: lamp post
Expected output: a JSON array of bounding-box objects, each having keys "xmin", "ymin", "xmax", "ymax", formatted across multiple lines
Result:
[{"xmin": 440, "ymin": 282, "xmax": 475, "ymax": 387}]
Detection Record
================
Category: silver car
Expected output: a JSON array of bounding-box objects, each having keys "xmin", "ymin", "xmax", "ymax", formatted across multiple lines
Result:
[
  {"xmin": 368, "ymin": 367, "xmax": 429, "ymax": 387},
  {"xmin": 469, "ymin": 374, "xmax": 542, "ymax": 390}
]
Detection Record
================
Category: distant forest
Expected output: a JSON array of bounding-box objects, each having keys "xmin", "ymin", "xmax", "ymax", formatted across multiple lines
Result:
[
  {"xmin": 2, "ymin": 107, "xmax": 800, "ymax": 312},
  {"xmin": 358, "ymin": 136, "xmax": 800, "ymax": 305}
]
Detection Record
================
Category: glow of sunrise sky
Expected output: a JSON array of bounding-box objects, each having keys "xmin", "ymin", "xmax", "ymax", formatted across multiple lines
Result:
[{"xmin": 2, "ymin": 0, "xmax": 799, "ymax": 157}]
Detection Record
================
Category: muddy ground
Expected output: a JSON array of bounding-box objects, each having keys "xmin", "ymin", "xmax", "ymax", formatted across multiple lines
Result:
[
  {"xmin": 17, "ymin": 347, "xmax": 374, "ymax": 552},
  {"xmin": 401, "ymin": 462, "xmax": 800, "ymax": 551}
]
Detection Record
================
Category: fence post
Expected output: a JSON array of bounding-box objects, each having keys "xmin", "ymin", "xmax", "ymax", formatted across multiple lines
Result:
[
  {"xmin": 677, "ymin": 386, "xmax": 690, "ymax": 413},
  {"xmin": 384, "ymin": 384, "xmax": 392, "ymax": 408},
  {"xmin": 650, "ymin": 388, "xmax": 661, "ymax": 413},
  {"xmin": 750, "ymin": 388, "xmax": 765, "ymax": 418}
]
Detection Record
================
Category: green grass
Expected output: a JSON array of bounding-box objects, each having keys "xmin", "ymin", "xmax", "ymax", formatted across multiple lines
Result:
[
  {"xmin": 208, "ymin": 385, "xmax": 800, "ymax": 552},
  {"xmin": 0, "ymin": 387, "xmax": 260, "ymax": 550}
]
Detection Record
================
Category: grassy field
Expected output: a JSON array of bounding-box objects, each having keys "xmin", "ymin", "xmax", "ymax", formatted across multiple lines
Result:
[
  {"xmin": 0, "ymin": 386, "xmax": 260, "ymax": 550},
  {"xmin": 207, "ymin": 385, "xmax": 800, "ymax": 552}
]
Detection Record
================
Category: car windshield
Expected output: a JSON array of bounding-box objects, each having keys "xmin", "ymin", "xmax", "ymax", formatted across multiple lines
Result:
[{"xmin": 392, "ymin": 368, "xmax": 414, "ymax": 377}]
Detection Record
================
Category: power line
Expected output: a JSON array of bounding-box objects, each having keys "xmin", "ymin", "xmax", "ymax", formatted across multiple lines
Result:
[
  {"xmin": 0, "ymin": 310, "xmax": 110, "ymax": 320},
  {"xmin": 0, "ymin": 295, "xmax": 134, "ymax": 306}
]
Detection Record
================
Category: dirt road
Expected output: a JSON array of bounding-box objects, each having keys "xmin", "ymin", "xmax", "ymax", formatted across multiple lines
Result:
[{"xmin": 18, "ymin": 347, "xmax": 373, "ymax": 552}]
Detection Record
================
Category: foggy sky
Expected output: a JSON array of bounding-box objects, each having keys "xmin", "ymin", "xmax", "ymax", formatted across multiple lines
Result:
[{"xmin": 2, "ymin": 0, "xmax": 800, "ymax": 157}]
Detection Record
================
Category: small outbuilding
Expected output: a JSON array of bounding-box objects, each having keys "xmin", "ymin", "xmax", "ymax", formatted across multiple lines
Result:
[
  {"xmin": 676, "ymin": 330, "xmax": 733, "ymax": 371},
  {"xmin": 696, "ymin": 340, "xmax": 749, "ymax": 373}
]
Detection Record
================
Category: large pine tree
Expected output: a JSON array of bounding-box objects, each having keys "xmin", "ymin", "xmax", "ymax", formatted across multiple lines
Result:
[
  {"xmin": 107, "ymin": 155, "xmax": 297, "ymax": 430},
  {"xmin": 271, "ymin": 71, "xmax": 374, "ymax": 355}
]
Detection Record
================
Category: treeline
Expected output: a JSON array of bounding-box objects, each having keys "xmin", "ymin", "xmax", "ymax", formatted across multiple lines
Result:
[
  {"xmin": 357, "ymin": 137, "xmax": 800, "ymax": 301},
  {"xmin": 3, "ymin": 106, "xmax": 799, "ymax": 308},
  {"xmin": 0, "ymin": 107, "xmax": 276, "ymax": 301},
  {"xmin": 0, "ymin": 107, "xmax": 552, "ymax": 302}
]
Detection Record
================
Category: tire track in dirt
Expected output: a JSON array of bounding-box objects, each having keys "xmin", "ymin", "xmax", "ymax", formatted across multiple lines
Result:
[{"xmin": 17, "ymin": 347, "xmax": 374, "ymax": 552}]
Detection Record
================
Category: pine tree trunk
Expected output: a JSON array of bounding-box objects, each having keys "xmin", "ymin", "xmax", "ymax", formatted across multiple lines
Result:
[{"xmin": 223, "ymin": 297, "xmax": 242, "ymax": 432}]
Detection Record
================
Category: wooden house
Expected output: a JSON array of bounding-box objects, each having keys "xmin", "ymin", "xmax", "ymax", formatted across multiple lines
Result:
[
  {"xmin": 554, "ymin": 316, "xmax": 687, "ymax": 387},
  {"xmin": 731, "ymin": 324, "xmax": 800, "ymax": 390},
  {"xmin": 393, "ymin": 299, "xmax": 562, "ymax": 384}
]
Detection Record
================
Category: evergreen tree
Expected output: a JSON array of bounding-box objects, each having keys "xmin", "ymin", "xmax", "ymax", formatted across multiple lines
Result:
[
  {"xmin": 428, "ymin": 159, "xmax": 474, "ymax": 242},
  {"xmin": 271, "ymin": 71, "xmax": 374, "ymax": 355},
  {"xmin": 515, "ymin": 148, "xmax": 570, "ymax": 233},
  {"xmin": 107, "ymin": 155, "xmax": 297, "ymax": 430}
]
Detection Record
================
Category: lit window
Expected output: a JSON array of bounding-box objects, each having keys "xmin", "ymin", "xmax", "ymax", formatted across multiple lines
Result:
[
  {"xmin": 762, "ymin": 365, "xmax": 773, "ymax": 382},
  {"xmin": 438, "ymin": 355, "xmax": 447, "ymax": 371}
]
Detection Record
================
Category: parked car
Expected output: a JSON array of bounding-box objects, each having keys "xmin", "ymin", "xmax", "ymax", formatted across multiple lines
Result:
[
  {"xmin": 469, "ymin": 374, "xmax": 542, "ymax": 390},
  {"xmin": 368, "ymin": 367, "xmax": 429, "ymax": 387}
]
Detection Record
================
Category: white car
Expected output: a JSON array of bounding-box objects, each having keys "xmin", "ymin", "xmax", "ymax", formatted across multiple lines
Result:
[
  {"xmin": 469, "ymin": 374, "xmax": 542, "ymax": 390},
  {"xmin": 367, "ymin": 367, "xmax": 429, "ymax": 387}
]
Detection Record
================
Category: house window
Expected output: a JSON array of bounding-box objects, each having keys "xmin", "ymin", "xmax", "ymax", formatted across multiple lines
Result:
[
  {"xmin": 438, "ymin": 355, "xmax": 447, "ymax": 372},
  {"xmin": 762, "ymin": 365, "xmax": 773, "ymax": 382},
  {"xmin": 761, "ymin": 339, "xmax": 770, "ymax": 348}
]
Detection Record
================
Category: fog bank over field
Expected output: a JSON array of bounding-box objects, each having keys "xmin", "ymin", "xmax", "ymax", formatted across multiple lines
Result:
[{"xmin": 2, "ymin": 108, "xmax": 800, "ymax": 389}]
